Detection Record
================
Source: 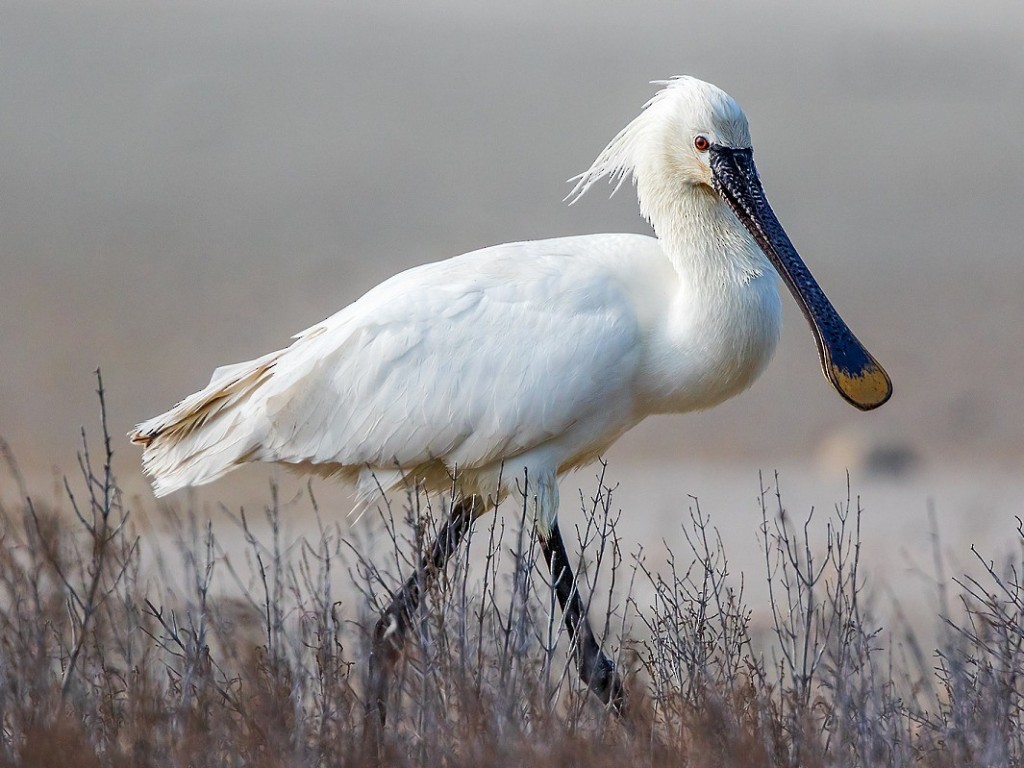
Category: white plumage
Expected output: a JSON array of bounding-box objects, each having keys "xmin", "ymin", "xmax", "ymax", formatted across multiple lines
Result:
[{"xmin": 131, "ymin": 76, "xmax": 888, "ymax": 532}]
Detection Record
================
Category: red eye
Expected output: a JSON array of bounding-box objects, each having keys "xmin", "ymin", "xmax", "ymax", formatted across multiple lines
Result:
[{"xmin": 694, "ymin": 135, "xmax": 711, "ymax": 152}]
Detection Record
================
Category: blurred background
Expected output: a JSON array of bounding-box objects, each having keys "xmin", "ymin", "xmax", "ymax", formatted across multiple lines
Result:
[{"xmin": 2, "ymin": 0, "xmax": 1023, "ymax": 609}]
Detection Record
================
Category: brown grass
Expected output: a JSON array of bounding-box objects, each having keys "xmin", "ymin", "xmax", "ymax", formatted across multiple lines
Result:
[{"xmin": 0, "ymin": 376, "xmax": 1022, "ymax": 767}]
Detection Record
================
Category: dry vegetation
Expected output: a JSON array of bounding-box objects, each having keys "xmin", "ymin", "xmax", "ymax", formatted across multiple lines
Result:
[{"xmin": 1, "ymin": 379, "xmax": 1022, "ymax": 767}]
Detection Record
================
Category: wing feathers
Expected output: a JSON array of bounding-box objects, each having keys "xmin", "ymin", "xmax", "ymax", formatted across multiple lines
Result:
[{"xmin": 130, "ymin": 236, "xmax": 654, "ymax": 498}]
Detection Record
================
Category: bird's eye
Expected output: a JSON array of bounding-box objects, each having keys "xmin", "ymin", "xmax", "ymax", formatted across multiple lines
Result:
[{"xmin": 694, "ymin": 135, "xmax": 711, "ymax": 152}]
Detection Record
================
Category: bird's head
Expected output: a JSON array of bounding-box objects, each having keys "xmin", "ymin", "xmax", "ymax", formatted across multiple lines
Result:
[
  {"xmin": 569, "ymin": 76, "xmax": 752, "ymax": 201},
  {"xmin": 642, "ymin": 77, "xmax": 755, "ymax": 190},
  {"xmin": 570, "ymin": 76, "xmax": 892, "ymax": 412}
]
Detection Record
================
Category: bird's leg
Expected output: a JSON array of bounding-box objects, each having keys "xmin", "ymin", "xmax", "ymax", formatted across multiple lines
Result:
[
  {"xmin": 366, "ymin": 495, "xmax": 480, "ymax": 731},
  {"xmin": 539, "ymin": 522, "xmax": 626, "ymax": 714}
]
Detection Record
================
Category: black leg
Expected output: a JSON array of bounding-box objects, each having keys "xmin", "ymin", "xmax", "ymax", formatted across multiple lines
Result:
[
  {"xmin": 539, "ymin": 521, "xmax": 626, "ymax": 713},
  {"xmin": 366, "ymin": 496, "xmax": 480, "ymax": 733}
]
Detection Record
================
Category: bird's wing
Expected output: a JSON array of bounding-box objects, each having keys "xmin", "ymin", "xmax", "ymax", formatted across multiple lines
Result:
[{"xmin": 252, "ymin": 239, "xmax": 644, "ymax": 473}]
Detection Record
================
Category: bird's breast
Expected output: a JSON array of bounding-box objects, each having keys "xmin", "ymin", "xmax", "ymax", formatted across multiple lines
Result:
[{"xmin": 635, "ymin": 271, "xmax": 782, "ymax": 415}]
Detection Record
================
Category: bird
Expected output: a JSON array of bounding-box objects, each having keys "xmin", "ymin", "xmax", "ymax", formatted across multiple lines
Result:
[{"xmin": 130, "ymin": 76, "xmax": 891, "ymax": 725}]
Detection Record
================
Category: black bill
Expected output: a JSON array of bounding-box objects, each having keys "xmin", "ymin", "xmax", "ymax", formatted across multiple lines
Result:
[{"xmin": 710, "ymin": 145, "xmax": 892, "ymax": 410}]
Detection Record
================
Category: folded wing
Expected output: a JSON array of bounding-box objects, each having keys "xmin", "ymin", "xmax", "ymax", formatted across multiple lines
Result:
[{"xmin": 131, "ymin": 238, "xmax": 644, "ymax": 498}]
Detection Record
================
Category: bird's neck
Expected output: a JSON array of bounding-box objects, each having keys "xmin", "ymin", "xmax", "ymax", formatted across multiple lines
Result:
[{"xmin": 640, "ymin": 181, "xmax": 773, "ymax": 287}]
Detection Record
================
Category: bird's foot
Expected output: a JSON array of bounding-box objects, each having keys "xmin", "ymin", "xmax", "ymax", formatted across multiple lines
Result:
[
  {"xmin": 366, "ymin": 595, "xmax": 413, "ymax": 724},
  {"xmin": 363, "ymin": 598, "xmax": 413, "ymax": 762},
  {"xmin": 579, "ymin": 649, "xmax": 627, "ymax": 716}
]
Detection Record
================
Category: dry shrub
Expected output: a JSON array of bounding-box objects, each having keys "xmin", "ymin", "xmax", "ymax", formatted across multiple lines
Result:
[{"xmin": 0, "ymin": 377, "xmax": 1021, "ymax": 766}]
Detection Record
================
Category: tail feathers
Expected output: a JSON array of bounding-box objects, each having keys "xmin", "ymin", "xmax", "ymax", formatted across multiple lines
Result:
[{"xmin": 129, "ymin": 350, "xmax": 283, "ymax": 497}]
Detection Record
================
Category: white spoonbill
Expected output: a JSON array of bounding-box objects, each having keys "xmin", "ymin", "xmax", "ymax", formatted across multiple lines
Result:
[{"xmin": 130, "ymin": 76, "xmax": 891, "ymax": 721}]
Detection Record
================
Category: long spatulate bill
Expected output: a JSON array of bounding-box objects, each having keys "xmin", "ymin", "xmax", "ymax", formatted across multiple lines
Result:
[{"xmin": 710, "ymin": 145, "xmax": 892, "ymax": 410}]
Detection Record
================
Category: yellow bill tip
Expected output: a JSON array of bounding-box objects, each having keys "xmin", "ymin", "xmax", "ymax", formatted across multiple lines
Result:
[{"xmin": 829, "ymin": 361, "xmax": 893, "ymax": 411}]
